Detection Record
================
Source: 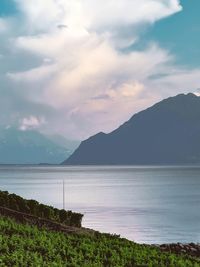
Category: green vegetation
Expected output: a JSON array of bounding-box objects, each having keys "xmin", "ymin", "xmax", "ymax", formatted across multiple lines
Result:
[
  {"xmin": 0, "ymin": 216, "xmax": 199, "ymax": 267},
  {"xmin": 0, "ymin": 191, "xmax": 199, "ymax": 266},
  {"xmin": 0, "ymin": 191, "xmax": 83, "ymax": 227}
]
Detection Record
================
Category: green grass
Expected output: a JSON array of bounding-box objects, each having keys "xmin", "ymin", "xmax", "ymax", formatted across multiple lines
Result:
[{"xmin": 0, "ymin": 216, "xmax": 199, "ymax": 267}]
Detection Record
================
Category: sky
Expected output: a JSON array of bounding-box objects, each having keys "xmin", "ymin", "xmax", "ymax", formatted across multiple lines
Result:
[{"xmin": 0, "ymin": 0, "xmax": 200, "ymax": 140}]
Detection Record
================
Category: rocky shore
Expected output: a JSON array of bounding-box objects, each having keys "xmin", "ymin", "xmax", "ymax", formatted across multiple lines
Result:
[{"xmin": 154, "ymin": 243, "xmax": 200, "ymax": 258}]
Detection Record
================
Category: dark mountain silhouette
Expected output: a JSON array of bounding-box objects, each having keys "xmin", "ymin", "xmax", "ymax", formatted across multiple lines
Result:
[
  {"xmin": 64, "ymin": 93, "xmax": 200, "ymax": 165},
  {"xmin": 0, "ymin": 128, "xmax": 71, "ymax": 164}
]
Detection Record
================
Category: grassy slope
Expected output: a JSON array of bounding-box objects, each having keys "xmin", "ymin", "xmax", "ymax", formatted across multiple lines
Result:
[{"xmin": 0, "ymin": 216, "xmax": 200, "ymax": 267}]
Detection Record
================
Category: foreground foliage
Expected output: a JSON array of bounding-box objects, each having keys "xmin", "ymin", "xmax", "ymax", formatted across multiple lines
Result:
[
  {"xmin": 0, "ymin": 217, "xmax": 199, "ymax": 267},
  {"xmin": 0, "ymin": 191, "xmax": 83, "ymax": 227}
]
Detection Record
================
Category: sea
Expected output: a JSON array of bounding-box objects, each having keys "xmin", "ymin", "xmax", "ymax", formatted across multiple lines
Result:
[{"xmin": 0, "ymin": 165, "xmax": 199, "ymax": 244}]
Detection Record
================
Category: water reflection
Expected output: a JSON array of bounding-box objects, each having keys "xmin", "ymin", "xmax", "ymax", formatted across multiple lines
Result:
[{"xmin": 0, "ymin": 166, "xmax": 199, "ymax": 244}]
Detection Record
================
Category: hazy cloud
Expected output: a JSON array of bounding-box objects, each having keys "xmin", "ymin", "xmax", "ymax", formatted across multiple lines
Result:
[
  {"xmin": 19, "ymin": 116, "xmax": 46, "ymax": 131},
  {"xmin": 1, "ymin": 0, "xmax": 200, "ymax": 139}
]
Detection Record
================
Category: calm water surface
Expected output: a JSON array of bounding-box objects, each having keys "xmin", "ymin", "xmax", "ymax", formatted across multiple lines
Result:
[{"xmin": 0, "ymin": 166, "xmax": 199, "ymax": 244}]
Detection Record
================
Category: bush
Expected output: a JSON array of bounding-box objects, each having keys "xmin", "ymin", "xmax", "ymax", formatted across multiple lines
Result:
[{"xmin": 0, "ymin": 191, "xmax": 83, "ymax": 227}]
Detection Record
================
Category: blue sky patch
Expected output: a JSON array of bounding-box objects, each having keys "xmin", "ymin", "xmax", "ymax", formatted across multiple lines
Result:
[
  {"xmin": 140, "ymin": 0, "xmax": 200, "ymax": 68},
  {"xmin": 0, "ymin": 0, "xmax": 18, "ymax": 17}
]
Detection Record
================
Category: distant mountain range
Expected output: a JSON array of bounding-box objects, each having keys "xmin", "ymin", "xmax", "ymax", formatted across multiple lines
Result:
[
  {"xmin": 47, "ymin": 134, "xmax": 80, "ymax": 153},
  {"xmin": 0, "ymin": 128, "xmax": 79, "ymax": 164},
  {"xmin": 64, "ymin": 93, "xmax": 200, "ymax": 165}
]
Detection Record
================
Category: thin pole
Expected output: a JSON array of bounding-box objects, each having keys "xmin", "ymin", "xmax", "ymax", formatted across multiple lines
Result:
[{"xmin": 63, "ymin": 180, "xmax": 65, "ymax": 210}]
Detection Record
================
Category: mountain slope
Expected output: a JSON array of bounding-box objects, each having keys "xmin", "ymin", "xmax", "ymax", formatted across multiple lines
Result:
[
  {"xmin": 47, "ymin": 134, "xmax": 80, "ymax": 153},
  {"xmin": 64, "ymin": 93, "xmax": 200, "ymax": 165},
  {"xmin": 0, "ymin": 128, "xmax": 70, "ymax": 164}
]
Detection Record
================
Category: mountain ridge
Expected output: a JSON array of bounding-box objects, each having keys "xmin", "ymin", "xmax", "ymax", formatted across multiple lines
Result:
[
  {"xmin": 0, "ymin": 128, "xmax": 71, "ymax": 164},
  {"xmin": 64, "ymin": 93, "xmax": 200, "ymax": 165}
]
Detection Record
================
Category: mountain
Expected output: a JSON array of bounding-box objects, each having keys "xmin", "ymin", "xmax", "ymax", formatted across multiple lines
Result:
[
  {"xmin": 47, "ymin": 134, "xmax": 80, "ymax": 153},
  {"xmin": 64, "ymin": 93, "xmax": 200, "ymax": 165},
  {"xmin": 0, "ymin": 128, "xmax": 71, "ymax": 164}
]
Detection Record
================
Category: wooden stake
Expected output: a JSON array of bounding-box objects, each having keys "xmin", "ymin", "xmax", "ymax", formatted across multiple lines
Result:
[{"xmin": 63, "ymin": 180, "xmax": 65, "ymax": 210}]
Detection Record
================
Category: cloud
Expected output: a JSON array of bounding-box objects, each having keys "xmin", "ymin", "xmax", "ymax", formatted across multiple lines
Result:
[
  {"xmin": 0, "ymin": 18, "xmax": 8, "ymax": 33},
  {"xmin": 19, "ymin": 116, "xmax": 46, "ymax": 131},
  {"xmin": 2, "ymin": 0, "xmax": 199, "ymax": 140},
  {"xmin": 15, "ymin": 0, "xmax": 182, "ymax": 32},
  {"xmin": 7, "ymin": 63, "xmax": 58, "ymax": 82}
]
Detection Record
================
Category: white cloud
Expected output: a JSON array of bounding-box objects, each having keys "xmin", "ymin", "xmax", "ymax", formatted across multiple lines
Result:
[
  {"xmin": 82, "ymin": 0, "xmax": 182, "ymax": 29},
  {"xmin": 19, "ymin": 116, "xmax": 46, "ymax": 131},
  {"xmin": 2, "ymin": 0, "xmax": 196, "ymax": 140},
  {"xmin": 148, "ymin": 68, "xmax": 200, "ymax": 99},
  {"xmin": 15, "ymin": 0, "xmax": 182, "ymax": 32},
  {"xmin": 7, "ymin": 63, "xmax": 58, "ymax": 82}
]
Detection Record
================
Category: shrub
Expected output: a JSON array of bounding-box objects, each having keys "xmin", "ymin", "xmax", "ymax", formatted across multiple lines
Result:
[{"xmin": 0, "ymin": 191, "xmax": 83, "ymax": 227}]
